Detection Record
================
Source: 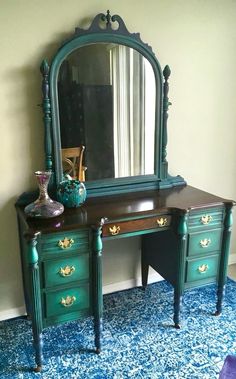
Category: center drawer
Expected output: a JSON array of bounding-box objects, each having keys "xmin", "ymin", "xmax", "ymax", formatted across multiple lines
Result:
[
  {"xmin": 188, "ymin": 228, "xmax": 222, "ymax": 256},
  {"xmin": 42, "ymin": 254, "xmax": 89, "ymax": 288},
  {"xmin": 103, "ymin": 215, "xmax": 171, "ymax": 237}
]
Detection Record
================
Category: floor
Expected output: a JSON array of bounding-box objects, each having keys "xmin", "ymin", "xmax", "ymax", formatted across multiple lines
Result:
[{"xmin": 228, "ymin": 263, "xmax": 236, "ymax": 280}]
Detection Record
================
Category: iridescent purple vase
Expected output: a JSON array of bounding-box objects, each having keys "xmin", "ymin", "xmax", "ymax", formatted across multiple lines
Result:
[{"xmin": 24, "ymin": 171, "xmax": 64, "ymax": 218}]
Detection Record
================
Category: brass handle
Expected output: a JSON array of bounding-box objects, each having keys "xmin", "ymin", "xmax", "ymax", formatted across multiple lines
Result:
[
  {"xmin": 60, "ymin": 295, "xmax": 76, "ymax": 307},
  {"xmin": 58, "ymin": 265, "xmax": 75, "ymax": 277},
  {"xmin": 156, "ymin": 217, "xmax": 168, "ymax": 227},
  {"xmin": 200, "ymin": 238, "xmax": 211, "ymax": 248},
  {"xmin": 201, "ymin": 215, "xmax": 213, "ymax": 225},
  {"xmin": 198, "ymin": 264, "xmax": 209, "ymax": 273},
  {"xmin": 109, "ymin": 225, "xmax": 121, "ymax": 235},
  {"xmin": 58, "ymin": 237, "xmax": 74, "ymax": 249}
]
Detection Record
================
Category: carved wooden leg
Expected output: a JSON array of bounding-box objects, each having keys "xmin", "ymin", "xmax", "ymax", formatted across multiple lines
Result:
[
  {"xmin": 173, "ymin": 290, "xmax": 182, "ymax": 329},
  {"xmin": 92, "ymin": 220, "xmax": 104, "ymax": 354},
  {"xmin": 25, "ymin": 232, "xmax": 43, "ymax": 371},
  {"xmin": 215, "ymin": 205, "xmax": 233, "ymax": 316},
  {"xmin": 94, "ymin": 317, "xmax": 102, "ymax": 354},
  {"xmin": 174, "ymin": 212, "xmax": 188, "ymax": 328},
  {"xmin": 33, "ymin": 333, "xmax": 43, "ymax": 372},
  {"xmin": 215, "ymin": 285, "xmax": 225, "ymax": 316}
]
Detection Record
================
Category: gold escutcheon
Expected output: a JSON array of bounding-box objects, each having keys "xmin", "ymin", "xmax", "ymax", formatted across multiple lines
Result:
[
  {"xmin": 59, "ymin": 265, "xmax": 75, "ymax": 277},
  {"xmin": 201, "ymin": 215, "xmax": 213, "ymax": 225},
  {"xmin": 156, "ymin": 217, "xmax": 168, "ymax": 227},
  {"xmin": 60, "ymin": 295, "xmax": 76, "ymax": 307},
  {"xmin": 200, "ymin": 238, "xmax": 211, "ymax": 248},
  {"xmin": 58, "ymin": 237, "xmax": 74, "ymax": 249},
  {"xmin": 109, "ymin": 225, "xmax": 121, "ymax": 236},
  {"xmin": 198, "ymin": 264, "xmax": 209, "ymax": 273}
]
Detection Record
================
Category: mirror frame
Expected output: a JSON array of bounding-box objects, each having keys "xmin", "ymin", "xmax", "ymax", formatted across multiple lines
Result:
[{"xmin": 40, "ymin": 10, "xmax": 186, "ymax": 197}]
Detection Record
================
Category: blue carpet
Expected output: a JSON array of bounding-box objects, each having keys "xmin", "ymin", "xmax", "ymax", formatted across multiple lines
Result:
[{"xmin": 1, "ymin": 279, "xmax": 236, "ymax": 378}]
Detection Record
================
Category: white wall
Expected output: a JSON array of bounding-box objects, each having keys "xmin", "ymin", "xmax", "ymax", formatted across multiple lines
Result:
[{"xmin": 0, "ymin": 0, "xmax": 236, "ymax": 319}]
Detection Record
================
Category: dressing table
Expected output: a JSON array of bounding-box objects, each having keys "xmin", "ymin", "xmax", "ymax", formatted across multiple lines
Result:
[{"xmin": 15, "ymin": 11, "xmax": 234, "ymax": 372}]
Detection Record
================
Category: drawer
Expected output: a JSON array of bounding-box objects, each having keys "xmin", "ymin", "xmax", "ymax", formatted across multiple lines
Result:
[
  {"xmin": 43, "ymin": 254, "xmax": 89, "ymax": 288},
  {"xmin": 103, "ymin": 215, "xmax": 171, "ymax": 237},
  {"xmin": 188, "ymin": 228, "xmax": 222, "ymax": 256},
  {"xmin": 40, "ymin": 229, "xmax": 89, "ymax": 255},
  {"xmin": 188, "ymin": 208, "xmax": 224, "ymax": 232},
  {"xmin": 44, "ymin": 283, "xmax": 90, "ymax": 318},
  {"xmin": 186, "ymin": 255, "xmax": 219, "ymax": 283}
]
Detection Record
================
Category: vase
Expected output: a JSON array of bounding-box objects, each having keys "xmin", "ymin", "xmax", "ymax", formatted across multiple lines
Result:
[
  {"xmin": 57, "ymin": 179, "xmax": 87, "ymax": 208},
  {"xmin": 24, "ymin": 171, "xmax": 64, "ymax": 218}
]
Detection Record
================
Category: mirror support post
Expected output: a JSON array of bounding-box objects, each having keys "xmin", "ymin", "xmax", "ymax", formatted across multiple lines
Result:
[
  {"xmin": 162, "ymin": 65, "xmax": 171, "ymax": 179},
  {"xmin": 40, "ymin": 60, "xmax": 53, "ymax": 174}
]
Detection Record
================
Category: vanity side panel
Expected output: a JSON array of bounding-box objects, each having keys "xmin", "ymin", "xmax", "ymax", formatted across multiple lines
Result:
[{"xmin": 141, "ymin": 229, "xmax": 179, "ymax": 286}]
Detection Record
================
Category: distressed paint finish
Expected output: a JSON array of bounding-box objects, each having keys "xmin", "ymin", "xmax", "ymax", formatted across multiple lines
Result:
[
  {"xmin": 215, "ymin": 205, "xmax": 234, "ymax": 315},
  {"xmin": 174, "ymin": 212, "xmax": 188, "ymax": 328},
  {"xmin": 16, "ymin": 184, "xmax": 235, "ymax": 371},
  {"xmin": 92, "ymin": 219, "xmax": 105, "ymax": 353},
  {"xmin": 25, "ymin": 231, "xmax": 43, "ymax": 372}
]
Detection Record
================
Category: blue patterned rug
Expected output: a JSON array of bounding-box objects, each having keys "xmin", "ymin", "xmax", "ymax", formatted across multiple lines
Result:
[{"xmin": 1, "ymin": 279, "xmax": 236, "ymax": 378}]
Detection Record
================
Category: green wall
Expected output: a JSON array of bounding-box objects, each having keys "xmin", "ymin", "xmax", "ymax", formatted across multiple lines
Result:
[{"xmin": 0, "ymin": 0, "xmax": 236, "ymax": 318}]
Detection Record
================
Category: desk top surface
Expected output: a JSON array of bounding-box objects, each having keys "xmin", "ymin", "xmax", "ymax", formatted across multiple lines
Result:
[{"xmin": 16, "ymin": 185, "xmax": 234, "ymax": 234}]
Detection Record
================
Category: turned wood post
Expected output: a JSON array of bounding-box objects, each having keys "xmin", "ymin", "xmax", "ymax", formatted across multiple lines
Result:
[
  {"xmin": 215, "ymin": 204, "xmax": 234, "ymax": 315},
  {"xmin": 174, "ymin": 211, "xmax": 188, "ymax": 328},
  {"xmin": 25, "ymin": 231, "xmax": 43, "ymax": 372},
  {"xmin": 91, "ymin": 219, "xmax": 105, "ymax": 353},
  {"xmin": 40, "ymin": 60, "xmax": 53, "ymax": 173},
  {"xmin": 162, "ymin": 65, "xmax": 171, "ymax": 178}
]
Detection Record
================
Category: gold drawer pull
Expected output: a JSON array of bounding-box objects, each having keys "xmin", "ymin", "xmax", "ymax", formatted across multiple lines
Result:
[
  {"xmin": 58, "ymin": 237, "xmax": 74, "ymax": 249},
  {"xmin": 156, "ymin": 217, "xmax": 168, "ymax": 227},
  {"xmin": 59, "ymin": 265, "xmax": 75, "ymax": 277},
  {"xmin": 198, "ymin": 264, "xmax": 209, "ymax": 273},
  {"xmin": 60, "ymin": 295, "xmax": 76, "ymax": 307},
  {"xmin": 109, "ymin": 225, "xmax": 120, "ymax": 235},
  {"xmin": 200, "ymin": 238, "xmax": 211, "ymax": 248},
  {"xmin": 201, "ymin": 215, "xmax": 213, "ymax": 225}
]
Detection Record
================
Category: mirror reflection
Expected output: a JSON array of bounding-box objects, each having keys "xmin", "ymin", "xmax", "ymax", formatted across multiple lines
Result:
[{"xmin": 58, "ymin": 43, "xmax": 156, "ymax": 181}]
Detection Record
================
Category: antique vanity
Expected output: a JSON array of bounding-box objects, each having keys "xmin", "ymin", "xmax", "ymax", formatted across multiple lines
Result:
[{"xmin": 15, "ymin": 11, "xmax": 235, "ymax": 372}]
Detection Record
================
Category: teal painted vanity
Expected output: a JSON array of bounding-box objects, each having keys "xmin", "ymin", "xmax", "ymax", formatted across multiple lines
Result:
[{"xmin": 15, "ymin": 11, "xmax": 235, "ymax": 372}]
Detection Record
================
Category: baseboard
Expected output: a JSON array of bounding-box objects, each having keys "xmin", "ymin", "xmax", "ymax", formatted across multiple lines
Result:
[
  {"xmin": 0, "ymin": 306, "xmax": 26, "ymax": 322},
  {"xmin": 103, "ymin": 272, "xmax": 163, "ymax": 295},
  {"xmin": 229, "ymin": 253, "xmax": 236, "ymax": 265}
]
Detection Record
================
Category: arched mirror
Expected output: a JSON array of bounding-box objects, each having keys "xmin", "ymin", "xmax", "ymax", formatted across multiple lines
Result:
[
  {"xmin": 58, "ymin": 43, "xmax": 156, "ymax": 181},
  {"xmin": 41, "ymin": 11, "xmax": 185, "ymax": 196}
]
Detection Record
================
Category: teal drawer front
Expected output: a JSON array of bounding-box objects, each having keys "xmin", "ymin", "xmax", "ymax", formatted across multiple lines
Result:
[
  {"xmin": 45, "ymin": 283, "xmax": 90, "ymax": 318},
  {"xmin": 40, "ymin": 229, "xmax": 89, "ymax": 255},
  {"xmin": 188, "ymin": 208, "xmax": 224, "ymax": 232},
  {"xmin": 188, "ymin": 228, "xmax": 222, "ymax": 256},
  {"xmin": 186, "ymin": 255, "xmax": 219, "ymax": 283},
  {"xmin": 43, "ymin": 253, "xmax": 89, "ymax": 288}
]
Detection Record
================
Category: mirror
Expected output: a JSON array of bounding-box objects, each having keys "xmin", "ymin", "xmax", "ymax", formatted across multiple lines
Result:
[
  {"xmin": 58, "ymin": 43, "xmax": 156, "ymax": 181},
  {"xmin": 41, "ymin": 11, "xmax": 185, "ymax": 196}
]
